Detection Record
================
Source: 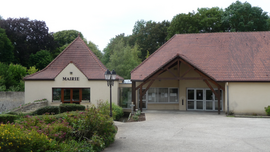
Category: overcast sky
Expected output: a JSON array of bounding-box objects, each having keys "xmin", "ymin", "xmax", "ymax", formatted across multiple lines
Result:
[{"xmin": 1, "ymin": 0, "xmax": 270, "ymax": 51}]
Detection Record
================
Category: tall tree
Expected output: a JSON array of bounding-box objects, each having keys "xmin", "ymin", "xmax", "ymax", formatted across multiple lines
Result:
[
  {"xmin": 131, "ymin": 20, "xmax": 170, "ymax": 60},
  {"xmin": 107, "ymin": 39, "xmax": 141, "ymax": 79},
  {"xmin": 0, "ymin": 18, "xmax": 56, "ymax": 67},
  {"xmin": 87, "ymin": 41, "xmax": 103, "ymax": 60},
  {"xmin": 166, "ymin": 12, "xmax": 200, "ymax": 40},
  {"xmin": 0, "ymin": 27, "xmax": 14, "ymax": 64},
  {"xmin": 222, "ymin": 1, "xmax": 269, "ymax": 32},
  {"xmin": 29, "ymin": 50, "xmax": 53, "ymax": 70},
  {"xmin": 197, "ymin": 7, "xmax": 224, "ymax": 33},
  {"xmin": 102, "ymin": 33, "xmax": 128, "ymax": 66}
]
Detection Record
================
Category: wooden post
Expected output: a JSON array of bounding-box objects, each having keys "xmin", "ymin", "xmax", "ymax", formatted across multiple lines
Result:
[
  {"xmin": 132, "ymin": 81, "xmax": 136, "ymax": 111},
  {"xmin": 218, "ymin": 87, "xmax": 220, "ymax": 115},
  {"xmin": 140, "ymin": 85, "xmax": 143, "ymax": 112}
]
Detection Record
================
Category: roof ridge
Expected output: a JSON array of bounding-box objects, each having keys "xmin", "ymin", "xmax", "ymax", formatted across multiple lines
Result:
[
  {"xmin": 131, "ymin": 34, "xmax": 178, "ymax": 74},
  {"xmin": 24, "ymin": 36, "xmax": 80, "ymax": 80},
  {"xmin": 79, "ymin": 37, "xmax": 107, "ymax": 71}
]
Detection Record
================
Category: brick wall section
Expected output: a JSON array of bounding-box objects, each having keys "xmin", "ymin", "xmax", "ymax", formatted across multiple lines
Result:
[{"xmin": 0, "ymin": 92, "xmax": 24, "ymax": 113}]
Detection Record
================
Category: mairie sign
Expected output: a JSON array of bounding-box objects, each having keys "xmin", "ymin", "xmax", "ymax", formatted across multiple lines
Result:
[{"xmin": 63, "ymin": 77, "xmax": 79, "ymax": 81}]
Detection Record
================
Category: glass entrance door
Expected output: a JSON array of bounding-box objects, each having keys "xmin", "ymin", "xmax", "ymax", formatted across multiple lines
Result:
[{"xmin": 187, "ymin": 88, "xmax": 223, "ymax": 111}]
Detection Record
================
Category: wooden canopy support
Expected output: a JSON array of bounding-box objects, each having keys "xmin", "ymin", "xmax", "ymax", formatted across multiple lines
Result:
[{"xmin": 132, "ymin": 56, "xmax": 224, "ymax": 114}]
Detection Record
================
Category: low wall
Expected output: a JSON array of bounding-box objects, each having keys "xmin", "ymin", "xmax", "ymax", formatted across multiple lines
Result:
[{"xmin": 0, "ymin": 92, "xmax": 24, "ymax": 113}]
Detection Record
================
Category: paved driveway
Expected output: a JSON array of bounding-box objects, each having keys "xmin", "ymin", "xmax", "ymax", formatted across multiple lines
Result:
[{"xmin": 104, "ymin": 110, "xmax": 270, "ymax": 152}]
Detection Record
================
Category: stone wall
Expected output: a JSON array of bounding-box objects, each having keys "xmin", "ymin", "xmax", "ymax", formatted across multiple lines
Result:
[
  {"xmin": 0, "ymin": 92, "xmax": 24, "ymax": 113},
  {"xmin": 13, "ymin": 100, "xmax": 48, "ymax": 113}
]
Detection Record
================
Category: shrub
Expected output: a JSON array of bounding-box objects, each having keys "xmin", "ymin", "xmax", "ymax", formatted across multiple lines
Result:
[
  {"xmin": 62, "ymin": 106, "xmax": 116, "ymax": 150},
  {"xmin": 97, "ymin": 100, "xmax": 124, "ymax": 121},
  {"xmin": 132, "ymin": 115, "xmax": 139, "ymax": 121},
  {"xmin": 0, "ymin": 114, "xmax": 18, "ymax": 123},
  {"xmin": 33, "ymin": 106, "xmax": 60, "ymax": 115},
  {"xmin": 0, "ymin": 123, "xmax": 57, "ymax": 152},
  {"xmin": 16, "ymin": 115, "xmax": 73, "ymax": 142},
  {"xmin": 135, "ymin": 110, "xmax": 141, "ymax": 116},
  {"xmin": 265, "ymin": 106, "xmax": 270, "ymax": 116},
  {"xmin": 59, "ymin": 104, "xmax": 85, "ymax": 113}
]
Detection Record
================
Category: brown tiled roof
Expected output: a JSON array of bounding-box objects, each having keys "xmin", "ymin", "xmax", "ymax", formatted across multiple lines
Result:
[
  {"xmin": 24, "ymin": 36, "xmax": 123, "ymax": 80},
  {"xmin": 131, "ymin": 32, "xmax": 270, "ymax": 82}
]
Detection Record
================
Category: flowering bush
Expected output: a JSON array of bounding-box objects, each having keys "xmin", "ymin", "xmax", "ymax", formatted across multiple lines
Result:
[
  {"xmin": 0, "ymin": 105, "xmax": 117, "ymax": 152},
  {"xmin": 0, "ymin": 123, "xmax": 56, "ymax": 152},
  {"xmin": 16, "ymin": 114, "xmax": 73, "ymax": 142}
]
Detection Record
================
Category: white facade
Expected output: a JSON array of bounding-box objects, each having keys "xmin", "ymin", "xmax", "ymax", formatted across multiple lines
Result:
[{"xmin": 25, "ymin": 63, "xmax": 120, "ymax": 107}]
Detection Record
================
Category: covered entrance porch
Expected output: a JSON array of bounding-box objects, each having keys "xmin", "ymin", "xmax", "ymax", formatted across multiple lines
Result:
[{"xmin": 131, "ymin": 55, "xmax": 225, "ymax": 114}]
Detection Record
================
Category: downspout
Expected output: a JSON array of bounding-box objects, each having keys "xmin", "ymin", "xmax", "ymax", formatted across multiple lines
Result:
[{"xmin": 226, "ymin": 82, "xmax": 229, "ymax": 115}]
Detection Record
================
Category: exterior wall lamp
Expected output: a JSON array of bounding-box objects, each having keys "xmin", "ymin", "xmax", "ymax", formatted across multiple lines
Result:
[{"xmin": 104, "ymin": 69, "xmax": 116, "ymax": 117}]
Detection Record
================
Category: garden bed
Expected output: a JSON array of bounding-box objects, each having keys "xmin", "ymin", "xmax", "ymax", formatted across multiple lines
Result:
[{"xmin": 127, "ymin": 113, "xmax": 146, "ymax": 122}]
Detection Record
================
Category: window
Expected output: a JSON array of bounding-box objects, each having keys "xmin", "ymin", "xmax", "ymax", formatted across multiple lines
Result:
[
  {"xmin": 82, "ymin": 88, "xmax": 90, "ymax": 102},
  {"xmin": 52, "ymin": 88, "xmax": 90, "ymax": 103},
  {"xmin": 119, "ymin": 88, "xmax": 132, "ymax": 108},
  {"xmin": 52, "ymin": 88, "xmax": 61, "ymax": 102},
  {"xmin": 146, "ymin": 88, "xmax": 178, "ymax": 103}
]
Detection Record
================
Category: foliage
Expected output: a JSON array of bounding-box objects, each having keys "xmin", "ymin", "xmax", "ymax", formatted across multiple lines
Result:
[
  {"xmin": 87, "ymin": 40, "xmax": 103, "ymax": 60},
  {"xmin": 16, "ymin": 114, "xmax": 73, "ymax": 142},
  {"xmin": 102, "ymin": 33, "xmax": 128, "ymax": 66},
  {"xmin": 222, "ymin": 1, "xmax": 269, "ymax": 32},
  {"xmin": 131, "ymin": 20, "xmax": 170, "ymax": 60},
  {"xmin": 97, "ymin": 100, "xmax": 124, "ymax": 121},
  {"xmin": 59, "ymin": 103, "xmax": 85, "ymax": 113},
  {"xmin": 29, "ymin": 50, "xmax": 53, "ymax": 70},
  {"xmin": 107, "ymin": 39, "xmax": 141, "ymax": 79},
  {"xmin": 265, "ymin": 106, "xmax": 270, "ymax": 116},
  {"xmin": 135, "ymin": 110, "xmax": 141, "ymax": 116},
  {"xmin": 0, "ymin": 108, "xmax": 117, "ymax": 151},
  {"xmin": 53, "ymin": 30, "xmax": 84, "ymax": 47},
  {"xmin": 197, "ymin": 7, "xmax": 224, "ymax": 33},
  {"xmin": 0, "ymin": 123, "xmax": 56, "ymax": 152},
  {"xmin": 132, "ymin": 115, "xmax": 139, "ymax": 121},
  {"xmin": 27, "ymin": 66, "xmax": 38, "ymax": 75},
  {"xmin": 63, "ymin": 107, "xmax": 116, "ymax": 150},
  {"xmin": 0, "ymin": 63, "xmax": 26, "ymax": 91},
  {"xmin": 32, "ymin": 106, "xmax": 60, "ymax": 115},
  {"xmin": 0, "ymin": 114, "xmax": 18, "ymax": 123},
  {"xmin": 167, "ymin": 12, "xmax": 200, "ymax": 39},
  {"xmin": 0, "ymin": 17, "xmax": 56, "ymax": 67},
  {"xmin": 0, "ymin": 27, "xmax": 14, "ymax": 64}
]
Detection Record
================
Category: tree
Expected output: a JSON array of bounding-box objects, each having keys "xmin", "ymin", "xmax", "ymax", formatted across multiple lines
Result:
[
  {"xmin": 53, "ymin": 30, "xmax": 84, "ymax": 47},
  {"xmin": 0, "ymin": 27, "xmax": 14, "ymax": 64},
  {"xmin": 222, "ymin": 1, "xmax": 269, "ymax": 32},
  {"xmin": 107, "ymin": 39, "xmax": 141, "ymax": 79},
  {"xmin": 29, "ymin": 50, "xmax": 53, "ymax": 70},
  {"xmin": 27, "ymin": 66, "xmax": 38, "ymax": 75},
  {"xmin": 102, "ymin": 33, "xmax": 128, "ymax": 66},
  {"xmin": 197, "ymin": 7, "xmax": 224, "ymax": 33},
  {"xmin": 0, "ymin": 63, "xmax": 27, "ymax": 91},
  {"xmin": 167, "ymin": 12, "xmax": 200, "ymax": 40},
  {"xmin": 87, "ymin": 41, "xmax": 103, "ymax": 60},
  {"xmin": 131, "ymin": 20, "xmax": 170, "ymax": 60},
  {"xmin": 0, "ymin": 18, "xmax": 56, "ymax": 67}
]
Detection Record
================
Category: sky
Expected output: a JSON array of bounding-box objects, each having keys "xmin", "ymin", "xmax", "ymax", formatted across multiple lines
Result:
[{"xmin": 1, "ymin": 0, "xmax": 270, "ymax": 51}]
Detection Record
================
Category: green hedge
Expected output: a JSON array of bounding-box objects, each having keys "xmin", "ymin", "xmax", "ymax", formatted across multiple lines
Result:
[
  {"xmin": 265, "ymin": 106, "xmax": 270, "ymax": 116},
  {"xmin": 59, "ymin": 104, "xmax": 85, "ymax": 113},
  {"xmin": 33, "ymin": 106, "xmax": 60, "ymax": 115},
  {"xmin": 0, "ymin": 114, "xmax": 18, "ymax": 123}
]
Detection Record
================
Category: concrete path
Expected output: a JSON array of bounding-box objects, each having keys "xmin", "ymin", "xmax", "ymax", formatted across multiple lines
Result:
[{"xmin": 104, "ymin": 110, "xmax": 270, "ymax": 152}]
